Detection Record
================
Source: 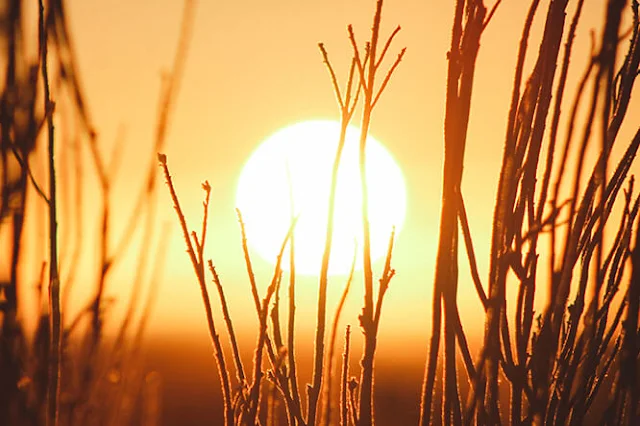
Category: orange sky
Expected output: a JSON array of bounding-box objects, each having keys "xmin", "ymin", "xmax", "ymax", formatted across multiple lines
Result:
[{"xmin": 30, "ymin": 0, "xmax": 639, "ymax": 357}]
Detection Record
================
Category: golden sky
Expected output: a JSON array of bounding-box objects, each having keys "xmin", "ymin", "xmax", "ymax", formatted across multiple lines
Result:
[{"xmin": 45, "ymin": 0, "xmax": 640, "ymax": 355}]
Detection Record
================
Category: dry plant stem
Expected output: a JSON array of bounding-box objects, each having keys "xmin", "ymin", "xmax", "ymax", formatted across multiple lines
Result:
[
  {"xmin": 267, "ymin": 382, "xmax": 277, "ymax": 426},
  {"xmin": 0, "ymin": 1, "xmax": 193, "ymax": 425},
  {"xmin": 112, "ymin": 133, "xmax": 161, "ymax": 362},
  {"xmin": 501, "ymin": 0, "xmax": 574, "ymax": 420},
  {"xmin": 0, "ymin": 69, "xmax": 27, "ymax": 420},
  {"xmin": 346, "ymin": 1, "xmax": 405, "ymax": 423},
  {"xmin": 556, "ymin": 46, "xmax": 603, "ymax": 339},
  {"xmin": 76, "ymin": 1, "xmax": 195, "ymax": 412},
  {"xmin": 61, "ymin": 136, "xmax": 83, "ymax": 311},
  {"xmin": 40, "ymin": 0, "xmax": 61, "ymax": 424},
  {"xmin": 271, "ymin": 274, "xmax": 300, "ymax": 426},
  {"xmin": 373, "ymin": 230, "xmax": 395, "ymax": 330},
  {"xmin": 547, "ymin": 6, "xmax": 628, "ymax": 422},
  {"xmin": 84, "ymin": 171, "xmax": 110, "ymax": 399},
  {"xmin": 322, "ymin": 247, "xmax": 357, "ymax": 426},
  {"xmin": 56, "ymin": 112, "xmax": 71, "ymax": 282},
  {"xmin": 452, "ymin": 308, "xmax": 476, "ymax": 383},
  {"xmin": 247, "ymin": 221, "xmax": 297, "ymax": 424},
  {"xmin": 352, "ymin": 11, "xmax": 385, "ymax": 420},
  {"xmin": 56, "ymin": 0, "xmax": 194, "ymax": 358},
  {"xmin": 47, "ymin": 0, "xmax": 94, "ymax": 135},
  {"xmin": 285, "ymin": 164, "xmax": 302, "ymax": 424},
  {"xmin": 109, "ymin": 226, "xmax": 170, "ymax": 426},
  {"xmin": 458, "ymin": 194, "xmax": 488, "ymax": 308},
  {"xmin": 474, "ymin": 0, "xmax": 544, "ymax": 420},
  {"xmin": 270, "ymin": 275, "xmax": 285, "ymax": 354},
  {"xmin": 348, "ymin": 380, "xmax": 359, "ymax": 426},
  {"xmin": 420, "ymin": 1, "xmax": 486, "ymax": 424},
  {"xmin": 614, "ymin": 20, "xmax": 640, "ymax": 426},
  {"xmin": 340, "ymin": 326, "xmax": 351, "ymax": 426},
  {"xmin": 8, "ymin": 143, "xmax": 50, "ymax": 203},
  {"xmin": 609, "ymin": 2, "xmax": 640, "ymax": 142},
  {"xmin": 483, "ymin": 0, "xmax": 502, "ymax": 30},
  {"xmin": 471, "ymin": 0, "xmax": 640, "ymax": 423},
  {"xmin": 420, "ymin": 272, "xmax": 442, "ymax": 426},
  {"xmin": 619, "ymin": 215, "xmax": 640, "ymax": 424},
  {"xmin": 535, "ymin": 6, "xmax": 586, "ymax": 391},
  {"xmin": 74, "ymin": 145, "xmax": 119, "ymax": 425},
  {"xmin": 159, "ymin": 156, "xmax": 233, "ymax": 426},
  {"xmin": 537, "ymin": 0, "xmax": 585, "ymax": 225},
  {"xmin": 208, "ymin": 261, "xmax": 246, "ymax": 385},
  {"xmin": 236, "ymin": 212, "xmax": 280, "ymax": 364},
  {"xmin": 111, "ymin": 0, "xmax": 195, "ymax": 259},
  {"xmin": 108, "ymin": 1, "xmax": 196, "ymax": 345},
  {"xmin": 237, "ymin": 209, "xmax": 263, "ymax": 315},
  {"xmin": 545, "ymin": 59, "xmax": 597, "ymax": 388},
  {"xmin": 237, "ymin": 210, "xmax": 301, "ymax": 423},
  {"xmin": 307, "ymin": 42, "xmax": 359, "ymax": 426},
  {"xmin": 572, "ymin": 5, "xmax": 626, "ymax": 417},
  {"xmin": 288, "ymin": 256, "xmax": 301, "ymax": 419}
]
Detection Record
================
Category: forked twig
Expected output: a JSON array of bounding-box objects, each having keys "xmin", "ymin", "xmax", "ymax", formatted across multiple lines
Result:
[{"xmin": 159, "ymin": 154, "xmax": 233, "ymax": 426}]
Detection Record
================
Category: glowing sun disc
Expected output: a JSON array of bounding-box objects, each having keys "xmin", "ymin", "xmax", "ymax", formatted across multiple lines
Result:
[{"xmin": 235, "ymin": 119, "xmax": 406, "ymax": 276}]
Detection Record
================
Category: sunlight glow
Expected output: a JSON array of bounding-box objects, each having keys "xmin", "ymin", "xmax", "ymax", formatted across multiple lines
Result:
[{"xmin": 235, "ymin": 119, "xmax": 407, "ymax": 276}]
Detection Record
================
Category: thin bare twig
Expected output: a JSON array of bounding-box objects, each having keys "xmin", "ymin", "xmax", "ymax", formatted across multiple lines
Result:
[
  {"xmin": 208, "ymin": 261, "xmax": 246, "ymax": 386},
  {"xmin": 322, "ymin": 244, "xmax": 357, "ymax": 426},
  {"xmin": 159, "ymin": 154, "xmax": 233, "ymax": 426},
  {"xmin": 40, "ymin": 0, "xmax": 61, "ymax": 423}
]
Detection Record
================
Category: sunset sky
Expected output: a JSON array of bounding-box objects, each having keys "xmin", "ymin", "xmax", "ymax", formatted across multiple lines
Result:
[{"xmin": 47, "ymin": 0, "xmax": 640, "ymax": 360}]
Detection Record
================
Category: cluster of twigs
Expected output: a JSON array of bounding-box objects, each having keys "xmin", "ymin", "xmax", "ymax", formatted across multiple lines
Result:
[
  {"xmin": 4, "ymin": 0, "xmax": 639, "ymax": 425},
  {"xmin": 420, "ymin": 0, "xmax": 640, "ymax": 424},
  {"xmin": 161, "ymin": 1, "xmax": 405, "ymax": 425},
  {"xmin": 1, "ymin": 0, "xmax": 195, "ymax": 425},
  {"xmin": 163, "ymin": 0, "xmax": 640, "ymax": 425}
]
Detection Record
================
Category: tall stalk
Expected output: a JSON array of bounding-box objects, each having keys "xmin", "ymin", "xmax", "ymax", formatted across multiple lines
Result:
[
  {"xmin": 306, "ymin": 42, "xmax": 360, "ymax": 426},
  {"xmin": 346, "ymin": 2, "xmax": 405, "ymax": 424},
  {"xmin": 40, "ymin": 0, "xmax": 61, "ymax": 424},
  {"xmin": 419, "ymin": 1, "xmax": 486, "ymax": 424}
]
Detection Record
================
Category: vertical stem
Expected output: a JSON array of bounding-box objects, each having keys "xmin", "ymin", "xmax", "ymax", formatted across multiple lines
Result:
[
  {"xmin": 308, "ymin": 120, "xmax": 350, "ymax": 426},
  {"xmin": 622, "ymin": 213, "xmax": 640, "ymax": 424},
  {"xmin": 323, "ymin": 248, "xmax": 356, "ymax": 426},
  {"xmin": 420, "ymin": 0, "xmax": 485, "ymax": 424},
  {"xmin": 286, "ymin": 165, "xmax": 302, "ymax": 423},
  {"xmin": 0, "ymin": 3, "xmax": 24, "ymax": 423},
  {"xmin": 356, "ymin": 3, "xmax": 384, "ymax": 423},
  {"xmin": 160, "ymin": 160, "xmax": 233, "ymax": 426},
  {"xmin": 40, "ymin": 1, "xmax": 61, "ymax": 424},
  {"xmin": 419, "ymin": 286, "xmax": 442, "ymax": 426},
  {"xmin": 341, "ymin": 326, "xmax": 351, "ymax": 426}
]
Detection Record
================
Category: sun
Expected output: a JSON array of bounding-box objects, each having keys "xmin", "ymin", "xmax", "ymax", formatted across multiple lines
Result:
[{"xmin": 235, "ymin": 119, "xmax": 407, "ymax": 276}]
